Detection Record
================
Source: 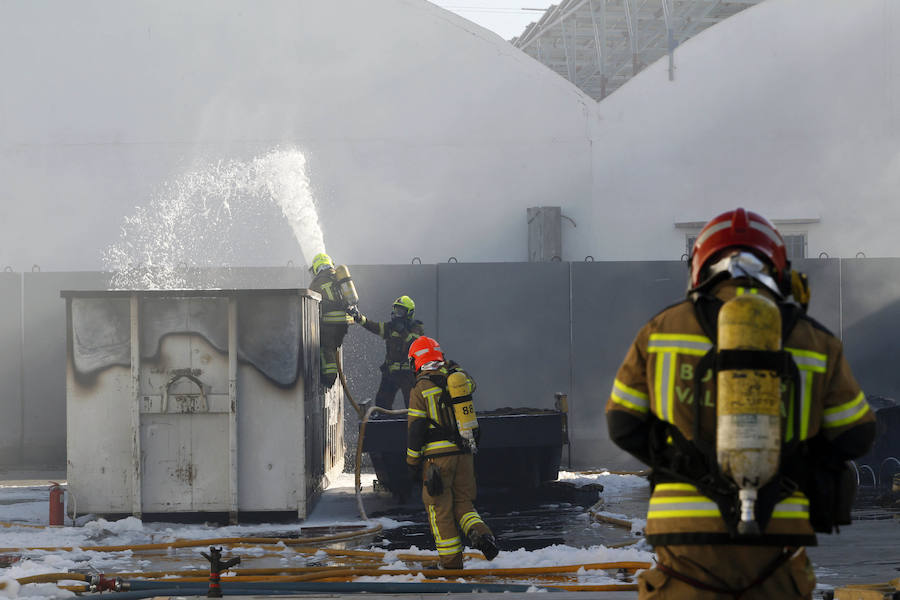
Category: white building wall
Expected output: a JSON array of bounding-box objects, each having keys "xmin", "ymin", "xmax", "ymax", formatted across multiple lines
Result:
[
  {"xmin": 587, "ymin": 0, "xmax": 900, "ymax": 261},
  {"xmin": 2, "ymin": 0, "xmax": 899, "ymax": 271},
  {"xmin": 0, "ymin": 0, "xmax": 597, "ymax": 271}
]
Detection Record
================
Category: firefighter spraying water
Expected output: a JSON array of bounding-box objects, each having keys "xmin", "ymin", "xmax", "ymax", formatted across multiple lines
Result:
[{"xmin": 308, "ymin": 252, "xmax": 361, "ymax": 390}]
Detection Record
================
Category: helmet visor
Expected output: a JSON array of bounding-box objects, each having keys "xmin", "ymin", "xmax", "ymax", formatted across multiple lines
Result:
[
  {"xmin": 392, "ymin": 305, "xmax": 410, "ymax": 319},
  {"xmin": 706, "ymin": 250, "xmax": 782, "ymax": 297}
]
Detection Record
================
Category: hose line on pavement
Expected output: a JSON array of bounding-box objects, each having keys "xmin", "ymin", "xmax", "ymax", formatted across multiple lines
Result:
[
  {"xmin": 355, "ymin": 404, "xmax": 408, "ymax": 520},
  {"xmin": 18, "ymin": 561, "xmax": 651, "ymax": 589},
  {"xmin": 0, "ymin": 523, "xmax": 383, "ymax": 553}
]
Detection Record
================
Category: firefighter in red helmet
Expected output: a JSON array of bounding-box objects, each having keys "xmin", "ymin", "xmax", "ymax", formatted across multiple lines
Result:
[
  {"xmin": 607, "ymin": 208, "xmax": 875, "ymax": 599},
  {"xmin": 405, "ymin": 336, "xmax": 499, "ymax": 569}
]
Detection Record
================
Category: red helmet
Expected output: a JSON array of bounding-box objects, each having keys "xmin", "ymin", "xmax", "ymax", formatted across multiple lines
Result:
[
  {"xmin": 408, "ymin": 336, "xmax": 444, "ymax": 371},
  {"xmin": 690, "ymin": 208, "xmax": 788, "ymax": 289}
]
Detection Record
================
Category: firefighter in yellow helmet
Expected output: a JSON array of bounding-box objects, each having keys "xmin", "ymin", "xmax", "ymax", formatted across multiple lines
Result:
[
  {"xmin": 406, "ymin": 336, "xmax": 498, "ymax": 569},
  {"xmin": 607, "ymin": 208, "xmax": 875, "ymax": 599},
  {"xmin": 349, "ymin": 295, "xmax": 424, "ymax": 409},
  {"xmin": 308, "ymin": 252, "xmax": 352, "ymax": 388}
]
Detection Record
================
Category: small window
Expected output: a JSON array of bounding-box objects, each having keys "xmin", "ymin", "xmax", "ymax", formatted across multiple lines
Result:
[{"xmin": 783, "ymin": 234, "xmax": 807, "ymax": 260}]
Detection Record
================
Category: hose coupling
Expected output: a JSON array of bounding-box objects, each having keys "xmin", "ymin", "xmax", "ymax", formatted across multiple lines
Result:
[{"xmin": 90, "ymin": 575, "xmax": 126, "ymax": 592}]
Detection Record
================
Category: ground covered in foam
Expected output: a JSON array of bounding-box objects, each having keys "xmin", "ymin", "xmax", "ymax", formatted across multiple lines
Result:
[{"xmin": 0, "ymin": 471, "xmax": 653, "ymax": 598}]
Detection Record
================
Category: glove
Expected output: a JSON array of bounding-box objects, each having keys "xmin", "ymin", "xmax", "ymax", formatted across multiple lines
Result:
[
  {"xmin": 346, "ymin": 305, "xmax": 362, "ymax": 323},
  {"xmin": 408, "ymin": 463, "xmax": 422, "ymax": 485}
]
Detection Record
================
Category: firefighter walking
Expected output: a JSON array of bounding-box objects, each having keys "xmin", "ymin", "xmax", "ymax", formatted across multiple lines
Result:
[
  {"xmin": 405, "ymin": 336, "xmax": 499, "ymax": 569},
  {"xmin": 607, "ymin": 208, "xmax": 875, "ymax": 599},
  {"xmin": 308, "ymin": 253, "xmax": 354, "ymax": 389},
  {"xmin": 349, "ymin": 295, "xmax": 424, "ymax": 408}
]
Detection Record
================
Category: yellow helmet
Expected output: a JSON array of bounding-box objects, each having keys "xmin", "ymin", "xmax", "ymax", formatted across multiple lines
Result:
[
  {"xmin": 311, "ymin": 253, "xmax": 333, "ymax": 274},
  {"xmin": 392, "ymin": 295, "xmax": 415, "ymax": 320}
]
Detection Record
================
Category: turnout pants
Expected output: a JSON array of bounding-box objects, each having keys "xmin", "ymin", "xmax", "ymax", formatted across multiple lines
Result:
[
  {"xmin": 638, "ymin": 545, "xmax": 816, "ymax": 599},
  {"xmin": 374, "ymin": 369, "xmax": 416, "ymax": 409},
  {"xmin": 420, "ymin": 454, "xmax": 492, "ymax": 569},
  {"xmin": 319, "ymin": 324, "xmax": 348, "ymax": 389}
]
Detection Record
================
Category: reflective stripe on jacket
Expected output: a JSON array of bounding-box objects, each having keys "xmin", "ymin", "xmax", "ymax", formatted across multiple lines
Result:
[
  {"xmin": 360, "ymin": 317, "xmax": 424, "ymax": 372},
  {"xmin": 407, "ymin": 367, "xmax": 473, "ymax": 463},
  {"xmin": 309, "ymin": 270, "xmax": 353, "ymax": 325},
  {"xmin": 607, "ymin": 279, "xmax": 874, "ymax": 546}
]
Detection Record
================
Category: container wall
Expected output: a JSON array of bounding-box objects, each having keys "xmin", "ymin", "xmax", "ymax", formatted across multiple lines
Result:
[
  {"xmin": 237, "ymin": 362, "xmax": 306, "ymax": 513},
  {"xmin": 65, "ymin": 290, "xmax": 322, "ymax": 518}
]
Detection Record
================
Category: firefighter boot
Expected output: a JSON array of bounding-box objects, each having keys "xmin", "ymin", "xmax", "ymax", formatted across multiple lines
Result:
[
  {"xmin": 438, "ymin": 552, "xmax": 464, "ymax": 570},
  {"xmin": 469, "ymin": 531, "xmax": 499, "ymax": 561}
]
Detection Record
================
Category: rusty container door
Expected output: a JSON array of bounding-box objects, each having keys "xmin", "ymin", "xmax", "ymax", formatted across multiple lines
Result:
[{"xmin": 139, "ymin": 297, "xmax": 232, "ymax": 514}]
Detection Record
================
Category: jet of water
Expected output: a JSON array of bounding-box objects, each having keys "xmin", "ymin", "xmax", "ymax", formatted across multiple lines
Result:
[{"xmin": 104, "ymin": 148, "xmax": 326, "ymax": 289}]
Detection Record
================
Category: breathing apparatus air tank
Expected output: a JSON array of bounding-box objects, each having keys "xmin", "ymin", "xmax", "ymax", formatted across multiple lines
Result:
[
  {"xmin": 716, "ymin": 292, "xmax": 783, "ymax": 536},
  {"xmin": 447, "ymin": 371, "xmax": 479, "ymax": 453},
  {"xmin": 333, "ymin": 264, "xmax": 359, "ymax": 308}
]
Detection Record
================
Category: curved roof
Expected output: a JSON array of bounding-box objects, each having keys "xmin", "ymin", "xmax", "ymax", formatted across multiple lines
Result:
[
  {"xmin": 513, "ymin": 0, "xmax": 764, "ymax": 100},
  {"xmin": 586, "ymin": 0, "xmax": 900, "ymax": 260},
  {"xmin": 1, "ymin": 0, "xmax": 597, "ymax": 270}
]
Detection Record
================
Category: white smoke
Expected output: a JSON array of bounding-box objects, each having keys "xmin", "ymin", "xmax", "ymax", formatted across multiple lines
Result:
[{"xmin": 103, "ymin": 148, "xmax": 326, "ymax": 289}]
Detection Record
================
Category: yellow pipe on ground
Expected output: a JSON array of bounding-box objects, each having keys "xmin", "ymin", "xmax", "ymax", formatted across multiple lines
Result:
[
  {"xmin": 122, "ymin": 561, "xmax": 651, "ymax": 583},
  {"xmin": 16, "ymin": 573, "xmax": 90, "ymax": 585},
  {"xmin": 0, "ymin": 523, "xmax": 383, "ymax": 553}
]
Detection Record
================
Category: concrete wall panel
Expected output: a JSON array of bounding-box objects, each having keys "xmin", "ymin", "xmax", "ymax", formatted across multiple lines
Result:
[
  {"xmin": 0, "ymin": 273, "xmax": 23, "ymax": 466},
  {"xmin": 23, "ymin": 272, "xmax": 109, "ymax": 465},
  {"xmin": 6, "ymin": 259, "xmax": 900, "ymax": 470},
  {"xmin": 792, "ymin": 258, "xmax": 841, "ymax": 336},
  {"xmin": 840, "ymin": 258, "xmax": 900, "ymax": 401},
  {"xmin": 571, "ymin": 261, "xmax": 687, "ymax": 470},
  {"xmin": 436, "ymin": 262, "xmax": 571, "ymax": 411}
]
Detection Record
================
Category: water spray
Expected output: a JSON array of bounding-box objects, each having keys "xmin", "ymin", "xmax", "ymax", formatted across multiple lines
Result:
[{"xmin": 104, "ymin": 148, "xmax": 326, "ymax": 289}]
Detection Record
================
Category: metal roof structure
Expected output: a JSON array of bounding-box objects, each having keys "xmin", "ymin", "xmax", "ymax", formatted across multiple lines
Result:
[{"xmin": 512, "ymin": 0, "xmax": 763, "ymax": 100}]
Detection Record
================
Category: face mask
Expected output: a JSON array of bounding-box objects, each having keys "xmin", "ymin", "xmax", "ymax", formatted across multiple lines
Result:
[{"xmin": 707, "ymin": 251, "xmax": 782, "ymax": 297}]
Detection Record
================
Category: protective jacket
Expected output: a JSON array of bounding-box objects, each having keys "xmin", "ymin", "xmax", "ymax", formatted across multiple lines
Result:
[
  {"xmin": 360, "ymin": 316, "xmax": 424, "ymax": 374},
  {"xmin": 309, "ymin": 269, "xmax": 353, "ymax": 325},
  {"xmin": 607, "ymin": 280, "xmax": 875, "ymax": 548},
  {"xmin": 407, "ymin": 365, "xmax": 477, "ymax": 464}
]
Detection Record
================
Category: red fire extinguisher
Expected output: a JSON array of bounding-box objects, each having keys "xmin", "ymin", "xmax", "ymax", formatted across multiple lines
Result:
[{"xmin": 49, "ymin": 481, "xmax": 65, "ymax": 526}]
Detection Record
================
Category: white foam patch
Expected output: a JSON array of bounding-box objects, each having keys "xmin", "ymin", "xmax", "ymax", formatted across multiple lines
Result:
[{"xmin": 103, "ymin": 148, "xmax": 326, "ymax": 289}]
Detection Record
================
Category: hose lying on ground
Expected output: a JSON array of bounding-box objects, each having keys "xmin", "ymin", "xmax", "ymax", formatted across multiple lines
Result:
[
  {"xmin": 355, "ymin": 404, "xmax": 408, "ymax": 520},
  {"xmin": 0, "ymin": 523, "xmax": 383, "ymax": 553},
  {"xmin": 71, "ymin": 580, "xmax": 546, "ymax": 599},
  {"xmin": 19, "ymin": 561, "xmax": 651, "ymax": 592}
]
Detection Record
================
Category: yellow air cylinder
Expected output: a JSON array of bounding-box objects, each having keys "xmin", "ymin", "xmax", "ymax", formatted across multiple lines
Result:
[
  {"xmin": 448, "ymin": 371, "xmax": 478, "ymax": 453},
  {"xmin": 716, "ymin": 292, "xmax": 782, "ymax": 536},
  {"xmin": 333, "ymin": 265, "xmax": 360, "ymax": 307}
]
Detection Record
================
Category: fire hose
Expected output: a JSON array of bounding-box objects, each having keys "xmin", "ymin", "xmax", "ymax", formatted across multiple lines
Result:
[
  {"xmin": 0, "ymin": 525, "xmax": 384, "ymax": 553},
  {"xmin": 336, "ymin": 350, "xmax": 409, "ymax": 520},
  {"xmin": 355, "ymin": 403, "xmax": 408, "ymax": 520},
  {"xmin": 336, "ymin": 352, "xmax": 364, "ymax": 420},
  {"xmin": 20, "ymin": 561, "xmax": 650, "ymax": 596}
]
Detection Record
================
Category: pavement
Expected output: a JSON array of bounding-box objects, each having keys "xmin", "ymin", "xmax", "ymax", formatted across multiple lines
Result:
[{"xmin": 0, "ymin": 468, "xmax": 641, "ymax": 599}]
